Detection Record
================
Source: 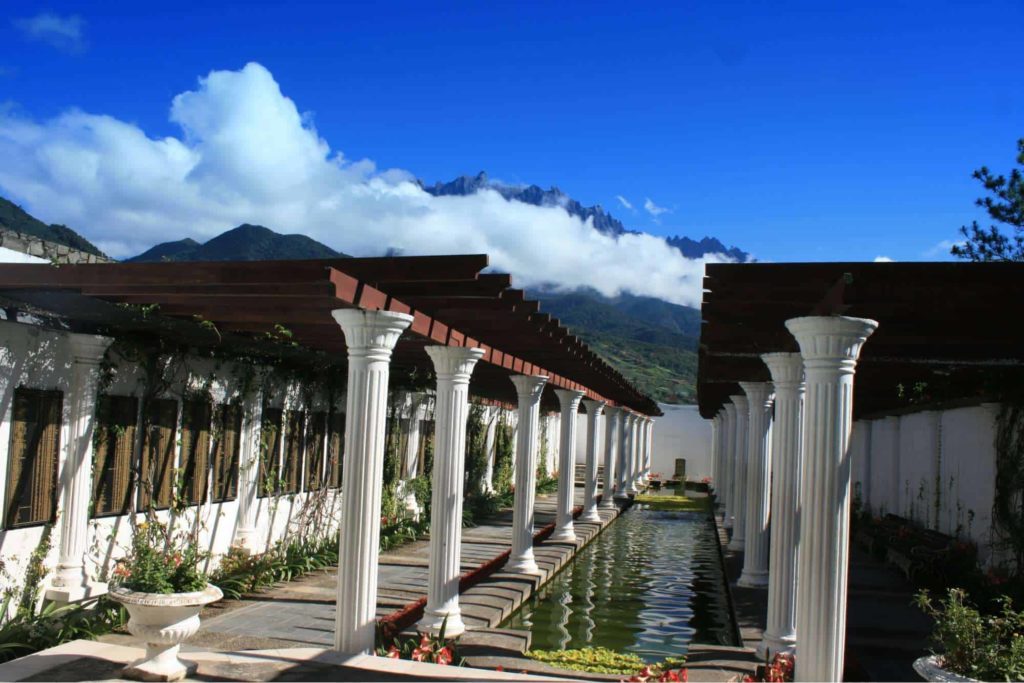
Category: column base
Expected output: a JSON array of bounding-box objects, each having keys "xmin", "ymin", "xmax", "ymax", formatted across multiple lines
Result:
[
  {"xmin": 722, "ymin": 516, "xmax": 733, "ymax": 529},
  {"xmin": 599, "ymin": 498, "xmax": 617, "ymax": 509},
  {"xmin": 232, "ymin": 528, "xmax": 261, "ymax": 555},
  {"xmin": 737, "ymin": 570, "xmax": 770, "ymax": 588},
  {"xmin": 579, "ymin": 508, "xmax": 601, "ymax": 523},
  {"xmin": 549, "ymin": 524, "xmax": 576, "ymax": 543},
  {"xmin": 418, "ymin": 608, "xmax": 466, "ymax": 638},
  {"xmin": 506, "ymin": 552, "xmax": 542, "ymax": 575},
  {"xmin": 727, "ymin": 536, "xmax": 745, "ymax": 552},
  {"xmin": 757, "ymin": 632, "xmax": 796, "ymax": 661},
  {"xmin": 45, "ymin": 580, "xmax": 109, "ymax": 604}
]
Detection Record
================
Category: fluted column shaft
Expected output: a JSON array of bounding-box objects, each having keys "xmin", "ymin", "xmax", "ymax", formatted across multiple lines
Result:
[
  {"xmin": 710, "ymin": 414, "xmax": 722, "ymax": 499},
  {"xmin": 615, "ymin": 412, "xmax": 632, "ymax": 498},
  {"xmin": 483, "ymin": 407, "xmax": 498, "ymax": 493},
  {"xmin": 233, "ymin": 387, "xmax": 265, "ymax": 554},
  {"xmin": 727, "ymin": 394, "xmax": 749, "ymax": 550},
  {"xmin": 721, "ymin": 404, "xmax": 736, "ymax": 527},
  {"xmin": 47, "ymin": 334, "xmax": 113, "ymax": 603},
  {"xmin": 760, "ymin": 353, "xmax": 805, "ymax": 658},
  {"xmin": 580, "ymin": 399, "xmax": 605, "ymax": 522},
  {"xmin": 507, "ymin": 374, "xmax": 548, "ymax": 574},
  {"xmin": 788, "ymin": 316, "xmax": 877, "ymax": 682},
  {"xmin": 332, "ymin": 309, "xmax": 413, "ymax": 654},
  {"xmin": 552, "ymin": 389, "xmax": 585, "ymax": 542},
  {"xmin": 419, "ymin": 347, "xmax": 484, "ymax": 636},
  {"xmin": 618, "ymin": 413, "xmax": 634, "ymax": 493},
  {"xmin": 601, "ymin": 406, "xmax": 620, "ymax": 508},
  {"xmin": 738, "ymin": 382, "xmax": 774, "ymax": 588}
]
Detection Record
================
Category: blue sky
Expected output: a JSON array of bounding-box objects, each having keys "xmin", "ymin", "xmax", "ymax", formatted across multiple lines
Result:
[{"xmin": 1, "ymin": 1, "xmax": 1022, "ymax": 270}]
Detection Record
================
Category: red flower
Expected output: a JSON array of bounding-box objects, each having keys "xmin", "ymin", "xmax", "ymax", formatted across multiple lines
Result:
[
  {"xmin": 495, "ymin": 665, "xmax": 503, "ymax": 672},
  {"xmin": 411, "ymin": 647, "xmax": 428, "ymax": 662},
  {"xmin": 679, "ymin": 669, "xmax": 688, "ymax": 682},
  {"xmin": 385, "ymin": 646, "xmax": 400, "ymax": 659},
  {"xmin": 436, "ymin": 646, "xmax": 453, "ymax": 666}
]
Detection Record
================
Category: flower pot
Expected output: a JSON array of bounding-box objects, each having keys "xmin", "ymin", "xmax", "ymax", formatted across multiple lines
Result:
[
  {"xmin": 109, "ymin": 584, "xmax": 223, "ymax": 682},
  {"xmin": 913, "ymin": 655, "xmax": 977, "ymax": 682}
]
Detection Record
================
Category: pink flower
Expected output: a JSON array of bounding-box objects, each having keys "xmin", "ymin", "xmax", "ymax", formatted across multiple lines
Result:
[
  {"xmin": 436, "ymin": 646, "xmax": 453, "ymax": 666},
  {"xmin": 411, "ymin": 647, "xmax": 428, "ymax": 662},
  {"xmin": 385, "ymin": 646, "xmax": 400, "ymax": 659}
]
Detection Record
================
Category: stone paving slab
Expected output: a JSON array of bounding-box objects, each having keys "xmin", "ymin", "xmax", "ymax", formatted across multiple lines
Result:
[{"xmin": 193, "ymin": 490, "xmax": 618, "ymax": 649}]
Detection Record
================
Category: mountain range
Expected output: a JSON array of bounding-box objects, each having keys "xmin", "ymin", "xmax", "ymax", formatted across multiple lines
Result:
[
  {"xmin": 422, "ymin": 172, "xmax": 749, "ymax": 262},
  {"xmin": 0, "ymin": 179, "xmax": 736, "ymax": 402}
]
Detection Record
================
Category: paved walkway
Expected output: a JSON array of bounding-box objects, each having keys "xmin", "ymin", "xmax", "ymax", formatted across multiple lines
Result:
[{"xmin": 184, "ymin": 490, "xmax": 622, "ymax": 651}]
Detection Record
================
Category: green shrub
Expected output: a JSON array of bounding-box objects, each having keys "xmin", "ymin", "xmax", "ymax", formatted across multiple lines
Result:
[
  {"xmin": 526, "ymin": 647, "xmax": 685, "ymax": 676},
  {"xmin": 113, "ymin": 521, "xmax": 206, "ymax": 594},
  {"xmin": 915, "ymin": 587, "xmax": 1024, "ymax": 681}
]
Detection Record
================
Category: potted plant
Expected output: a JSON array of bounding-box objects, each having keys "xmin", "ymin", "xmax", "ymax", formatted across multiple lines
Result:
[
  {"xmin": 913, "ymin": 587, "xmax": 1024, "ymax": 682},
  {"xmin": 109, "ymin": 521, "xmax": 222, "ymax": 681}
]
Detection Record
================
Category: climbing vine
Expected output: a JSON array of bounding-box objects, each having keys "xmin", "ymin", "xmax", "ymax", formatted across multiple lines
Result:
[
  {"xmin": 464, "ymin": 402, "xmax": 488, "ymax": 497},
  {"xmin": 492, "ymin": 415, "xmax": 514, "ymax": 494},
  {"xmin": 994, "ymin": 402, "xmax": 1024, "ymax": 572}
]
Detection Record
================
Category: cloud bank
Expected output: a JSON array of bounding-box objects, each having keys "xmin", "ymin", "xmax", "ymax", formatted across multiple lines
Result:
[{"xmin": 0, "ymin": 62, "xmax": 729, "ymax": 307}]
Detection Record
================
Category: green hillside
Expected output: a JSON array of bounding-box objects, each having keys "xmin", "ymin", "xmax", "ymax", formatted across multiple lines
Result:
[
  {"xmin": 0, "ymin": 197, "xmax": 106, "ymax": 257},
  {"xmin": 534, "ymin": 289, "xmax": 698, "ymax": 404}
]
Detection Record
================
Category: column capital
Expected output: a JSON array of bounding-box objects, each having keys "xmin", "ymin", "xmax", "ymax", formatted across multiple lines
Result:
[
  {"xmin": 730, "ymin": 393, "xmax": 749, "ymax": 411},
  {"xmin": 554, "ymin": 387, "xmax": 585, "ymax": 411},
  {"xmin": 582, "ymin": 398, "xmax": 606, "ymax": 415},
  {"xmin": 762, "ymin": 352, "xmax": 805, "ymax": 388},
  {"xmin": 332, "ymin": 309, "xmax": 413, "ymax": 357},
  {"xmin": 604, "ymin": 404, "xmax": 621, "ymax": 417},
  {"xmin": 785, "ymin": 315, "xmax": 878, "ymax": 372},
  {"xmin": 67, "ymin": 333, "xmax": 113, "ymax": 365},
  {"xmin": 724, "ymin": 402, "xmax": 737, "ymax": 418},
  {"xmin": 511, "ymin": 374, "xmax": 548, "ymax": 400},
  {"xmin": 425, "ymin": 346, "xmax": 485, "ymax": 381},
  {"xmin": 739, "ymin": 381, "xmax": 774, "ymax": 408}
]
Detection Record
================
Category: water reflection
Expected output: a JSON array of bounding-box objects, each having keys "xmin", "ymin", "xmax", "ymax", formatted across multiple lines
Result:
[{"xmin": 503, "ymin": 506, "xmax": 737, "ymax": 662}]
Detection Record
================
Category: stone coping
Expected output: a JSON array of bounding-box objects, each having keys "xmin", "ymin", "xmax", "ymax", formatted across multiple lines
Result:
[{"xmin": 0, "ymin": 639, "xmax": 568, "ymax": 681}]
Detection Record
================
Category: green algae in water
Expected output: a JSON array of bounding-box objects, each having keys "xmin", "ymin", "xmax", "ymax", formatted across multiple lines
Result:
[{"xmin": 503, "ymin": 506, "xmax": 737, "ymax": 663}]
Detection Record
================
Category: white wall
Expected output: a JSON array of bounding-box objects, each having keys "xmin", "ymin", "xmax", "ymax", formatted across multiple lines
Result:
[
  {"xmin": 652, "ymin": 404, "xmax": 711, "ymax": 481},
  {"xmin": 855, "ymin": 403, "xmax": 1000, "ymax": 566}
]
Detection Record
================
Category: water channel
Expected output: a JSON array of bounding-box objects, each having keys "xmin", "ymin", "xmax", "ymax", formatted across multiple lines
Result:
[{"xmin": 503, "ymin": 499, "xmax": 738, "ymax": 662}]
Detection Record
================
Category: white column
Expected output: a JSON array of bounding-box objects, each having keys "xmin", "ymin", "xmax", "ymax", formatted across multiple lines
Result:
[
  {"xmin": 483, "ymin": 406, "xmax": 498, "ymax": 493},
  {"xmin": 631, "ymin": 416, "xmax": 643, "ymax": 490},
  {"xmin": 47, "ymin": 333, "xmax": 113, "ymax": 603},
  {"xmin": 787, "ymin": 315, "xmax": 877, "ymax": 683},
  {"xmin": 727, "ymin": 394, "xmax": 749, "ymax": 551},
  {"xmin": 552, "ymin": 389, "xmax": 584, "ymax": 542},
  {"xmin": 721, "ymin": 404, "xmax": 736, "ymax": 527},
  {"xmin": 232, "ymin": 387, "xmax": 265, "ymax": 554},
  {"xmin": 507, "ymin": 374, "xmax": 548, "ymax": 574},
  {"xmin": 600, "ymin": 406, "xmax": 620, "ymax": 508},
  {"xmin": 646, "ymin": 418, "xmax": 655, "ymax": 481},
  {"xmin": 738, "ymin": 381, "xmax": 773, "ymax": 588},
  {"xmin": 615, "ymin": 412, "xmax": 631, "ymax": 499},
  {"xmin": 760, "ymin": 353, "xmax": 804, "ymax": 658},
  {"xmin": 580, "ymin": 399, "xmax": 605, "ymax": 522},
  {"xmin": 624, "ymin": 413, "xmax": 639, "ymax": 495},
  {"xmin": 419, "ymin": 346, "xmax": 484, "ymax": 637},
  {"xmin": 638, "ymin": 418, "xmax": 650, "ymax": 484},
  {"xmin": 710, "ymin": 414, "xmax": 722, "ymax": 500},
  {"xmin": 332, "ymin": 309, "xmax": 412, "ymax": 655}
]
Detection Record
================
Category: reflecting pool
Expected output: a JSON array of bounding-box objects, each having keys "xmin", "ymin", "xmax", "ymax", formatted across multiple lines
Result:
[{"xmin": 503, "ymin": 503, "xmax": 737, "ymax": 662}]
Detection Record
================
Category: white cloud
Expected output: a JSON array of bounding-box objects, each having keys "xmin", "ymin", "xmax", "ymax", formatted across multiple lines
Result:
[
  {"xmin": 923, "ymin": 239, "xmax": 963, "ymax": 259},
  {"xmin": 873, "ymin": 256, "xmax": 894, "ymax": 262},
  {"xmin": 0, "ymin": 62, "xmax": 727, "ymax": 307},
  {"xmin": 13, "ymin": 13, "xmax": 86, "ymax": 53},
  {"xmin": 643, "ymin": 197, "xmax": 669, "ymax": 217},
  {"xmin": 615, "ymin": 195, "xmax": 633, "ymax": 211}
]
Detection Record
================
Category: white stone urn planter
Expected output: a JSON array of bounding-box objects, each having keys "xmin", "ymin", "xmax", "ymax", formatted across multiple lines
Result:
[
  {"xmin": 913, "ymin": 655, "xmax": 978, "ymax": 682},
  {"xmin": 110, "ymin": 584, "xmax": 223, "ymax": 682}
]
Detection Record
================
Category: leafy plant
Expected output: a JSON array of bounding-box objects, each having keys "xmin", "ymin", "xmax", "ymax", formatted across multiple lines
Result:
[
  {"xmin": 915, "ymin": 587, "xmax": 1024, "ymax": 681},
  {"xmin": 112, "ymin": 521, "xmax": 207, "ymax": 594},
  {"xmin": 376, "ymin": 616, "xmax": 459, "ymax": 665},
  {"xmin": 0, "ymin": 595, "xmax": 126, "ymax": 664},
  {"xmin": 525, "ymin": 647, "xmax": 686, "ymax": 678}
]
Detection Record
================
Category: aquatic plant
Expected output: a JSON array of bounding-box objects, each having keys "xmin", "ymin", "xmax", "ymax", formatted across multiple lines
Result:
[{"xmin": 525, "ymin": 647, "xmax": 685, "ymax": 677}]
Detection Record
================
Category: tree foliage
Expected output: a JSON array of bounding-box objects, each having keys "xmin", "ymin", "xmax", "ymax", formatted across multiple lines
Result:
[{"xmin": 951, "ymin": 138, "xmax": 1024, "ymax": 262}]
